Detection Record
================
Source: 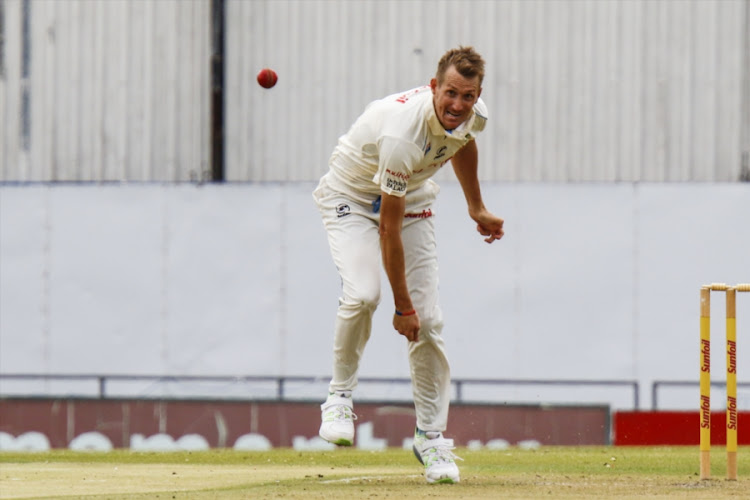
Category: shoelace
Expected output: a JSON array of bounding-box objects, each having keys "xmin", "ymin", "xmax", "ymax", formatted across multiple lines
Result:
[
  {"xmin": 325, "ymin": 404, "xmax": 357, "ymax": 423},
  {"xmin": 424, "ymin": 442, "xmax": 463, "ymax": 466}
]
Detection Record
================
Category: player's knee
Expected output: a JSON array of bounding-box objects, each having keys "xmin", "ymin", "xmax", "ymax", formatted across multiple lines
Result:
[
  {"xmin": 418, "ymin": 310, "xmax": 444, "ymax": 339},
  {"xmin": 340, "ymin": 288, "xmax": 381, "ymax": 311}
]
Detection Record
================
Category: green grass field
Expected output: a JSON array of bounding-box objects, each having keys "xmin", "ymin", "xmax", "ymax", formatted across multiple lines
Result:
[{"xmin": 1, "ymin": 446, "xmax": 749, "ymax": 499}]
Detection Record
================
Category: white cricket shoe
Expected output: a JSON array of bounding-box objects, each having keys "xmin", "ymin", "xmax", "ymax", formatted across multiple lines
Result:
[
  {"xmin": 412, "ymin": 430, "xmax": 462, "ymax": 484},
  {"xmin": 319, "ymin": 393, "xmax": 357, "ymax": 446}
]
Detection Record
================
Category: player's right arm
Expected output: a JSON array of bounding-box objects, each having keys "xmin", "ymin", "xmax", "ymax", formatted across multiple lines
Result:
[
  {"xmin": 452, "ymin": 140, "xmax": 504, "ymax": 243},
  {"xmin": 379, "ymin": 192, "xmax": 420, "ymax": 342}
]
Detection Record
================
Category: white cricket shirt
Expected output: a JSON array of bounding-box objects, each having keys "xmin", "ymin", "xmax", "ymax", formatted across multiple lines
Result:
[{"xmin": 326, "ymin": 86, "xmax": 488, "ymax": 201}]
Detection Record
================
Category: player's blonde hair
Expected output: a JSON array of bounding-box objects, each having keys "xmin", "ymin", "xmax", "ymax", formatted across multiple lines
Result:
[{"xmin": 436, "ymin": 46, "xmax": 485, "ymax": 86}]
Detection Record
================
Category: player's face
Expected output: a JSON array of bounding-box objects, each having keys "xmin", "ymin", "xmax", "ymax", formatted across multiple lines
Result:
[{"xmin": 431, "ymin": 66, "xmax": 482, "ymax": 130}]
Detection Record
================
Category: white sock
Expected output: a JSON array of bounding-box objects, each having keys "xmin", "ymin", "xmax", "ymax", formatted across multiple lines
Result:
[{"xmin": 330, "ymin": 391, "xmax": 352, "ymax": 399}]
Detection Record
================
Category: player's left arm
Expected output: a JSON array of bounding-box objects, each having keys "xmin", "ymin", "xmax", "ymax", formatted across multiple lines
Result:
[
  {"xmin": 451, "ymin": 139, "xmax": 505, "ymax": 244},
  {"xmin": 379, "ymin": 192, "xmax": 421, "ymax": 342}
]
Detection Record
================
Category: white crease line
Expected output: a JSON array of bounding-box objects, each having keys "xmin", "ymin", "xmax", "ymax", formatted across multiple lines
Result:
[{"xmin": 320, "ymin": 474, "xmax": 422, "ymax": 484}]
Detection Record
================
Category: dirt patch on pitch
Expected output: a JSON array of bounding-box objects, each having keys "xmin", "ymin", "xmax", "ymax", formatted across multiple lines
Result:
[{"xmin": 0, "ymin": 462, "xmax": 403, "ymax": 499}]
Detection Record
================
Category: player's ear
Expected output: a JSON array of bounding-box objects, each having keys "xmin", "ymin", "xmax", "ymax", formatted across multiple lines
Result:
[{"xmin": 430, "ymin": 78, "xmax": 438, "ymax": 94}]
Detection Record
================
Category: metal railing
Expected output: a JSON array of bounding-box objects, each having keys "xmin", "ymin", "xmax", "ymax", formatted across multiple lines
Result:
[
  {"xmin": 651, "ymin": 380, "xmax": 750, "ymax": 410},
  {"xmin": 12, "ymin": 375, "xmax": 749, "ymax": 410},
  {"xmin": 0, "ymin": 373, "xmax": 641, "ymax": 409},
  {"xmin": 452, "ymin": 378, "xmax": 639, "ymax": 409}
]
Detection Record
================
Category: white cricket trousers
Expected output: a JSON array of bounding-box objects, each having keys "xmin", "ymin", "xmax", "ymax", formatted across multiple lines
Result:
[{"xmin": 313, "ymin": 173, "xmax": 452, "ymax": 432}]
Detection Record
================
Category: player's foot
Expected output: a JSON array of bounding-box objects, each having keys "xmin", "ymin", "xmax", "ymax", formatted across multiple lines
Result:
[
  {"xmin": 412, "ymin": 428, "xmax": 462, "ymax": 484},
  {"xmin": 319, "ymin": 392, "xmax": 356, "ymax": 446}
]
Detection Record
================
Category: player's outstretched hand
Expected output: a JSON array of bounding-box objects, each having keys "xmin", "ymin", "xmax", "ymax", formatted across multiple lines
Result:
[{"xmin": 393, "ymin": 312, "xmax": 420, "ymax": 342}]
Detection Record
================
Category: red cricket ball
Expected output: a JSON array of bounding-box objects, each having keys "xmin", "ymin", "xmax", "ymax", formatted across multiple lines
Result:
[{"xmin": 257, "ymin": 68, "xmax": 278, "ymax": 89}]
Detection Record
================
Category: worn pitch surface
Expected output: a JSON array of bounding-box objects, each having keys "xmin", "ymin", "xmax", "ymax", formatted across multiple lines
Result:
[{"xmin": 1, "ymin": 447, "xmax": 749, "ymax": 499}]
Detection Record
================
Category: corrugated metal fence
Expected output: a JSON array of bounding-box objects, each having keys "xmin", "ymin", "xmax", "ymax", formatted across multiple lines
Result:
[
  {"xmin": 0, "ymin": 0, "xmax": 211, "ymax": 181},
  {"xmin": 1, "ymin": 0, "xmax": 748, "ymax": 182}
]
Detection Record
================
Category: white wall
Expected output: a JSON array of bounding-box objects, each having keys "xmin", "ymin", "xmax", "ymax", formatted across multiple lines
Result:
[{"xmin": 1, "ymin": 183, "xmax": 748, "ymax": 410}]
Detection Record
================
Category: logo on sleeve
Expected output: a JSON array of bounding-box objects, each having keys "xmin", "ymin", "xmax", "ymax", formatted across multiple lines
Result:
[
  {"xmin": 336, "ymin": 203, "xmax": 351, "ymax": 217},
  {"xmin": 386, "ymin": 178, "xmax": 407, "ymax": 193},
  {"xmin": 383, "ymin": 168, "xmax": 408, "ymax": 193}
]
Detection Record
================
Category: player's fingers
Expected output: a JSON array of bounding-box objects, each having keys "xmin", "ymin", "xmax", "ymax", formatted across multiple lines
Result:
[
  {"xmin": 484, "ymin": 230, "xmax": 504, "ymax": 243},
  {"xmin": 394, "ymin": 314, "xmax": 420, "ymax": 341},
  {"xmin": 395, "ymin": 323, "xmax": 416, "ymax": 342}
]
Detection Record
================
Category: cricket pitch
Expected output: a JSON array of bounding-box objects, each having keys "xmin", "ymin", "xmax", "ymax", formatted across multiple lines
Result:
[{"xmin": 1, "ymin": 447, "xmax": 748, "ymax": 499}]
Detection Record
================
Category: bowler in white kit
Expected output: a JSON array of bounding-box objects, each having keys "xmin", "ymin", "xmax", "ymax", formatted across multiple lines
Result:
[{"xmin": 313, "ymin": 46, "xmax": 504, "ymax": 484}]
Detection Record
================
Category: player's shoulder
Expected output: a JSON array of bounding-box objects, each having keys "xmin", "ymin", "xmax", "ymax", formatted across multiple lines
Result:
[
  {"xmin": 364, "ymin": 87, "xmax": 429, "ymax": 117},
  {"xmin": 369, "ymin": 87, "xmax": 431, "ymax": 136},
  {"xmin": 383, "ymin": 86, "xmax": 432, "ymax": 106}
]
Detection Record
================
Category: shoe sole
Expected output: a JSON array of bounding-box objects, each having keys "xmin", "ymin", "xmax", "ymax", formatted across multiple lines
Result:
[
  {"xmin": 428, "ymin": 477, "xmax": 458, "ymax": 484},
  {"xmin": 319, "ymin": 432, "xmax": 353, "ymax": 447}
]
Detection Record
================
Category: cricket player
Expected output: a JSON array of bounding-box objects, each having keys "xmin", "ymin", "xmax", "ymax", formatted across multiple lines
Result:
[{"xmin": 313, "ymin": 46, "xmax": 504, "ymax": 484}]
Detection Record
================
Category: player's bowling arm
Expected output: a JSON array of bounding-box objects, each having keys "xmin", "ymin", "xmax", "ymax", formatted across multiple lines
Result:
[{"xmin": 451, "ymin": 140, "xmax": 486, "ymax": 217}]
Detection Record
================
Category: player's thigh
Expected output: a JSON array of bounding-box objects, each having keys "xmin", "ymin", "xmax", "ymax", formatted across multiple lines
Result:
[
  {"xmin": 401, "ymin": 217, "xmax": 439, "ymax": 309},
  {"xmin": 325, "ymin": 213, "xmax": 382, "ymax": 303}
]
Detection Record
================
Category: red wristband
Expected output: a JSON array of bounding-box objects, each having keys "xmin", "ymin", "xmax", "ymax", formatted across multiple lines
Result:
[{"xmin": 395, "ymin": 309, "xmax": 416, "ymax": 317}]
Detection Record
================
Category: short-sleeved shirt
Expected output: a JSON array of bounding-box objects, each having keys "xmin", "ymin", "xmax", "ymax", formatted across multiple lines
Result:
[{"xmin": 326, "ymin": 86, "xmax": 487, "ymax": 201}]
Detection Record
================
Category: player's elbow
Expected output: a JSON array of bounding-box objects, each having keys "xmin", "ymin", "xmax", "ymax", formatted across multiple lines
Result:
[
  {"xmin": 378, "ymin": 220, "xmax": 403, "ymax": 245},
  {"xmin": 378, "ymin": 221, "xmax": 391, "ymax": 239}
]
